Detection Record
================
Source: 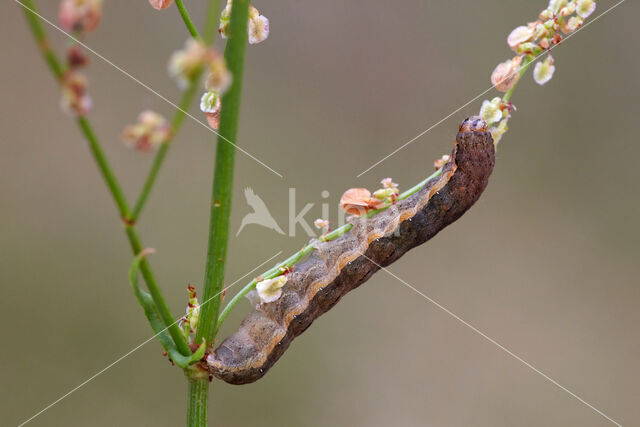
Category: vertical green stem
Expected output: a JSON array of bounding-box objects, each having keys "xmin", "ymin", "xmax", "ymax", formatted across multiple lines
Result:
[
  {"xmin": 187, "ymin": 379, "xmax": 210, "ymax": 427},
  {"xmin": 196, "ymin": 0, "xmax": 250, "ymax": 347}
]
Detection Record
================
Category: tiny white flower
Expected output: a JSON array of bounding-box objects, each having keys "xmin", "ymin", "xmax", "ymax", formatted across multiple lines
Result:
[
  {"xmin": 561, "ymin": 16, "xmax": 583, "ymax": 34},
  {"xmin": 256, "ymin": 276, "xmax": 288, "ymax": 304},
  {"xmin": 533, "ymin": 55, "xmax": 556, "ymax": 85},
  {"xmin": 479, "ymin": 97, "xmax": 503, "ymax": 126},
  {"xmin": 576, "ymin": 0, "xmax": 596, "ymax": 18},
  {"xmin": 314, "ymin": 218, "xmax": 330, "ymax": 230},
  {"xmin": 248, "ymin": 6, "xmax": 269, "ymax": 44},
  {"xmin": 200, "ymin": 90, "xmax": 221, "ymax": 114},
  {"xmin": 547, "ymin": 0, "xmax": 567, "ymax": 15}
]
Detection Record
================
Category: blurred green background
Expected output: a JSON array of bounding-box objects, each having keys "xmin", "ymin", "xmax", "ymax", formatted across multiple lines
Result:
[{"xmin": 1, "ymin": 0, "xmax": 638, "ymax": 426}]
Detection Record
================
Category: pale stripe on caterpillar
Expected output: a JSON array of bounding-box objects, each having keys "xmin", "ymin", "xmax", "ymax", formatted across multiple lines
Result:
[{"xmin": 205, "ymin": 116, "xmax": 495, "ymax": 384}]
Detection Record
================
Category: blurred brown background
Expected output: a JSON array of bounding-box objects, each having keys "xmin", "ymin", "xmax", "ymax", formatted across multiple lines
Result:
[{"xmin": 1, "ymin": 0, "xmax": 638, "ymax": 426}]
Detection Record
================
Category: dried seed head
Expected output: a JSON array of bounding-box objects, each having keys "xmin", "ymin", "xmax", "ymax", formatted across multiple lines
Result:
[
  {"xmin": 507, "ymin": 26, "xmax": 535, "ymax": 51},
  {"xmin": 149, "ymin": 0, "xmax": 174, "ymax": 10},
  {"xmin": 340, "ymin": 188, "xmax": 383, "ymax": 216},
  {"xmin": 59, "ymin": 0, "xmax": 103, "ymax": 33},
  {"xmin": 490, "ymin": 56, "xmax": 523, "ymax": 92}
]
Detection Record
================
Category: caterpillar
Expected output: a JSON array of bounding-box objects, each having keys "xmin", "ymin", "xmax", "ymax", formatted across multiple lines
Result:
[{"xmin": 205, "ymin": 116, "xmax": 495, "ymax": 385}]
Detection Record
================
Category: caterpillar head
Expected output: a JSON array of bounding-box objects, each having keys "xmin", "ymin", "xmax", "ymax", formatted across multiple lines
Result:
[{"xmin": 459, "ymin": 116, "xmax": 488, "ymax": 133}]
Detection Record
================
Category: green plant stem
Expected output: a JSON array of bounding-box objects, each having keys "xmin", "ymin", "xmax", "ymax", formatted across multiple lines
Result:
[
  {"xmin": 196, "ymin": 0, "xmax": 251, "ymax": 348},
  {"xmin": 22, "ymin": 0, "xmax": 191, "ymax": 356},
  {"xmin": 216, "ymin": 168, "xmax": 444, "ymax": 330},
  {"xmin": 503, "ymin": 55, "xmax": 534, "ymax": 103},
  {"xmin": 175, "ymin": 0, "xmax": 202, "ymax": 41},
  {"xmin": 187, "ymin": 379, "xmax": 209, "ymax": 427}
]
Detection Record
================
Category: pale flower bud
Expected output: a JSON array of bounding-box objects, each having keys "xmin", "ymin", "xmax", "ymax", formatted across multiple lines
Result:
[
  {"xmin": 479, "ymin": 97, "xmax": 504, "ymax": 126},
  {"xmin": 59, "ymin": 0, "xmax": 103, "ymax": 33},
  {"xmin": 168, "ymin": 39, "xmax": 209, "ymax": 89},
  {"xmin": 149, "ymin": 0, "xmax": 174, "ymax": 10},
  {"xmin": 507, "ymin": 26, "xmax": 534, "ymax": 51},
  {"xmin": 219, "ymin": 1, "xmax": 269, "ymax": 44},
  {"xmin": 533, "ymin": 55, "xmax": 556, "ymax": 85},
  {"xmin": 60, "ymin": 71, "xmax": 92, "ymax": 116},
  {"xmin": 204, "ymin": 55, "xmax": 232, "ymax": 93},
  {"xmin": 547, "ymin": 0, "xmax": 568, "ymax": 15},
  {"xmin": 121, "ymin": 111, "xmax": 171, "ymax": 152},
  {"xmin": 576, "ymin": 0, "xmax": 596, "ymax": 18},
  {"xmin": 373, "ymin": 188, "xmax": 394, "ymax": 201},
  {"xmin": 219, "ymin": 0, "xmax": 233, "ymax": 38},
  {"xmin": 381, "ymin": 177, "xmax": 398, "ymax": 190},
  {"xmin": 200, "ymin": 91, "xmax": 222, "ymax": 130},
  {"xmin": 248, "ymin": 6, "xmax": 269, "ymax": 44},
  {"xmin": 490, "ymin": 56, "xmax": 523, "ymax": 92},
  {"xmin": 314, "ymin": 218, "xmax": 330, "ymax": 231},
  {"xmin": 256, "ymin": 276, "xmax": 288, "ymax": 304},
  {"xmin": 433, "ymin": 154, "xmax": 451, "ymax": 170},
  {"xmin": 559, "ymin": 3, "xmax": 576, "ymax": 16},
  {"xmin": 560, "ymin": 16, "xmax": 583, "ymax": 34},
  {"xmin": 489, "ymin": 119, "xmax": 509, "ymax": 145}
]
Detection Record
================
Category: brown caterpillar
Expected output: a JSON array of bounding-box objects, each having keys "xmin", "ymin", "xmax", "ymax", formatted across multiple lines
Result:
[{"xmin": 206, "ymin": 117, "xmax": 495, "ymax": 384}]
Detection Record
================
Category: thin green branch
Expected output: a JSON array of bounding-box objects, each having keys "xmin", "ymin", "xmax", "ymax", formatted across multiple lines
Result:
[
  {"xmin": 503, "ymin": 55, "xmax": 534, "ymax": 103},
  {"xmin": 22, "ymin": 0, "xmax": 191, "ymax": 356},
  {"xmin": 21, "ymin": 0, "xmax": 65, "ymax": 80},
  {"xmin": 77, "ymin": 118, "xmax": 132, "ymax": 219},
  {"xmin": 196, "ymin": 0, "xmax": 251, "ymax": 347},
  {"xmin": 175, "ymin": 0, "xmax": 202, "ymax": 41},
  {"xmin": 131, "ymin": 77, "xmax": 201, "ymax": 220},
  {"xmin": 216, "ymin": 168, "xmax": 444, "ymax": 330}
]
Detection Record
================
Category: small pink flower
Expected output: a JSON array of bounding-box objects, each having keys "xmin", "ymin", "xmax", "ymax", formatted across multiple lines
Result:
[
  {"xmin": 433, "ymin": 154, "xmax": 451, "ymax": 170},
  {"xmin": 121, "ymin": 111, "xmax": 171, "ymax": 152},
  {"xmin": 490, "ymin": 56, "xmax": 523, "ymax": 92},
  {"xmin": 60, "ymin": 71, "xmax": 92, "ymax": 116},
  {"xmin": 59, "ymin": 0, "xmax": 103, "ymax": 33},
  {"xmin": 149, "ymin": 0, "xmax": 174, "ymax": 10}
]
